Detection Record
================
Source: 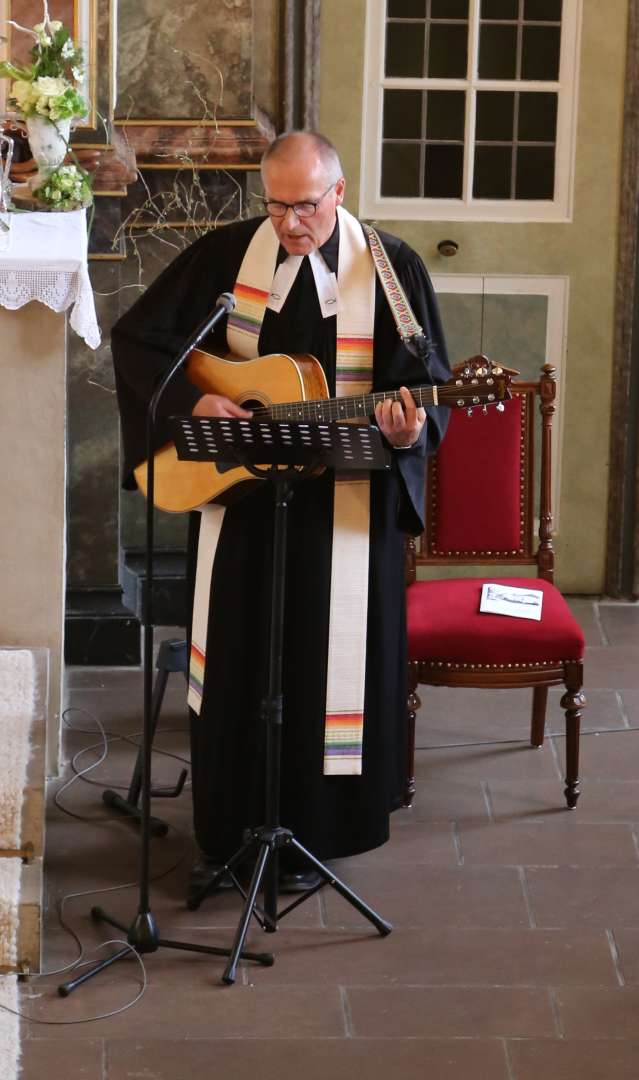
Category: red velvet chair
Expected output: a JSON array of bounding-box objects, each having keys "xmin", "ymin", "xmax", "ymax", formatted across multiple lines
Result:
[{"xmin": 405, "ymin": 361, "xmax": 586, "ymax": 809}]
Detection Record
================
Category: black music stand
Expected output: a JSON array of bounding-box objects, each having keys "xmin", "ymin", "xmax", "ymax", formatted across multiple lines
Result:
[{"xmin": 172, "ymin": 415, "xmax": 394, "ymax": 985}]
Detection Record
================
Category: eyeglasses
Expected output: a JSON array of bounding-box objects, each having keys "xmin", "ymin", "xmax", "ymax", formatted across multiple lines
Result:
[{"xmin": 261, "ymin": 182, "xmax": 336, "ymax": 219}]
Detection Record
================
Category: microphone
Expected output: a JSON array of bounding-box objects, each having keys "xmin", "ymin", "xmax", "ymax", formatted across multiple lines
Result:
[
  {"xmin": 184, "ymin": 291, "xmax": 236, "ymax": 355},
  {"xmin": 149, "ymin": 292, "xmax": 236, "ymax": 432}
]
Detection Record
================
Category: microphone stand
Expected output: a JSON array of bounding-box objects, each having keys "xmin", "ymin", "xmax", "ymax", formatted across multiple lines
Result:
[{"xmin": 58, "ymin": 294, "xmax": 274, "ymax": 996}]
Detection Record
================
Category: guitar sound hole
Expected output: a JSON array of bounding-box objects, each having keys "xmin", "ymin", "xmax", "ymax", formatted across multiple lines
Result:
[{"xmin": 241, "ymin": 398, "xmax": 266, "ymax": 413}]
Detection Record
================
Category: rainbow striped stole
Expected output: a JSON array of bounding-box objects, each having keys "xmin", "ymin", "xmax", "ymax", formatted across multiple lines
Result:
[
  {"xmin": 226, "ymin": 281, "xmax": 269, "ymax": 350},
  {"xmin": 191, "ymin": 208, "xmax": 375, "ymax": 777},
  {"xmin": 322, "ymin": 208, "xmax": 375, "ymax": 775}
]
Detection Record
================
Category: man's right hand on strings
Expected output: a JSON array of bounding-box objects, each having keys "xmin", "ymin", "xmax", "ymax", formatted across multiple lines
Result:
[{"xmin": 192, "ymin": 394, "xmax": 253, "ymax": 418}]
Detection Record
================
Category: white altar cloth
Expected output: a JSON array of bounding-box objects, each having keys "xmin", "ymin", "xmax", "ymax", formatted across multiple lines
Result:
[{"xmin": 0, "ymin": 209, "xmax": 100, "ymax": 349}]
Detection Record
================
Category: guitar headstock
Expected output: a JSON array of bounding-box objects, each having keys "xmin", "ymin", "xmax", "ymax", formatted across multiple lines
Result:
[{"xmin": 438, "ymin": 354, "xmax": 518, "ymax": 415}]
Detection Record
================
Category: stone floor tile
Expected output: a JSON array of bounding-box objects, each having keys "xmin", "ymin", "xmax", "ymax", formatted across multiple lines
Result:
[
  {"xmin": 488, "ymin": 780, "xmax": 639, "ymax": 823},
  {"xmin": 458, "ymin": 821, "xmax": 638, "ymax": 867},
  {"xmin": 337, "ymin": 822, "xmax": 458, "ymax": 867},
  {"xmin": 105, "ymin": 1037, "xmax": 510, "ymax": 1080},
  {"xmin": 322, "ymin": 865, "xmax": 529, "ymax": 929},
  {"xmin": 24, "ymin": 984, "xmax": 346, "ymax": 1040},
  {"xmin": 414, "ymin": 740, "xmax": 562, "ymax": 783},
  {"xmin": 395, "ymin": 777, "xmax": 490, "ymax": 824},
  {"xmin": 20, "ymin": 1038, "xmax": 104, "ymax": 1079},
  {"xmin": 347, "ymin": 986, "xmax": 556, "ymax": 1037},
  {"xmin": 416, "ymin": 687, "xmax": 623, "ymax": 749},
  {"xmin": 35, "ymin": 925, "xmax": 619, "ymax": 995},
  {"xmin": 507, "ymin": 1038, "xmax": 639, "ymax": 1080},
  {"xmin": 582, "ymin": 647, "xmax": 639, "ymax": 690},
  {"xmin": 609, "ymin": 929, "xmax": 639, "ymax": 984},
  {"xmin": 65, "ymin": 666, "xmax": 144, "ymax": 691},
  {"xmin": 415, "ymin": 687, "xmax": 536, "ymax": 746},
  {"xmin": 33, "ymin": 643, "xmax": 639, "ymax": 1073},
  {"xmin": 547, "ymin": 688, "xmax": 626, "ymax": 733},
  {"xmin": 242, "ymin": 927, "xmax": 617, "ymax": 988},
  {"xmin": 63, "ymin": 686, "xmax": 145, "ymax": 728},
  {"xmin": 619, "ymin": 689, "xmax": 639, "ymax": 725},
  {"xmin": 567, "ymin": 598, "xmax": 607, "ymax": 646},
  {"xmin": 525, "ymin": 868, "xmax": 639, "ymax": 928},
  {"xmin": 554, "ymin": 987, "xmax": 639, "ymax": 1038},
  {"xmin": 574, "ymin": 730, "xmax": 639, "ymax": 780},
  {"xmin": 597, "ymin": 603, "xmax": 639, "ymax": 647}
]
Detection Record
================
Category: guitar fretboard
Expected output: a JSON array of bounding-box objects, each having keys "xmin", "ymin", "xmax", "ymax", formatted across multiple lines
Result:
[{"xmin": 252, "ymin": 386, "xmax": 437, "ymax": 423}]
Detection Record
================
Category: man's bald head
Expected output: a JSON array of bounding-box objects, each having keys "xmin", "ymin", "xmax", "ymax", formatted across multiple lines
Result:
[
  {"xmin": 260, "ymin": 130, "xmax": 346, "ymax": 256},
  {"xmin": 261, "ymin": 131, "xmax": 344, "ymax": 186}
]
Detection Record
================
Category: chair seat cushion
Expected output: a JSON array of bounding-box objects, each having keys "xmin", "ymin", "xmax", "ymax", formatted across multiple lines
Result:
[{"xmin": 407, "ymin": 577, "xmax": 585, "ymax": 665}]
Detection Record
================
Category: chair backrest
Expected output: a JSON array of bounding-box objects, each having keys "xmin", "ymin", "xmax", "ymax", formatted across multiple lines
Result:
[{"xmin": 417, "ymin": 360, "xmax": 557, "ymax": 582}]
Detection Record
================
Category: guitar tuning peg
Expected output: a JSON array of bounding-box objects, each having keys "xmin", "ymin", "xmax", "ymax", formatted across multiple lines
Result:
[
  {"xmin": 467, "ymin": 407, "xmax": 474, "ymax": 417},
  {"xmin": 482, "ymin": 405, "xmax": 488, "ymax": 415},
  {"xmin": 496, "ymin": 402, "xmax": 505, "ymax": 413}
]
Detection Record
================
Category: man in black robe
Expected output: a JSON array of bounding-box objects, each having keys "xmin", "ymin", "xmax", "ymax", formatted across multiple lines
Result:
[{"xmin": 112, "ymin": 131, "xmax": 451, "ymax": 894}]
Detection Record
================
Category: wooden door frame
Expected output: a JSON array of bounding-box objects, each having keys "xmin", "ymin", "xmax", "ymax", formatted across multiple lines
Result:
[{"xmin": 607, "ymin": 0, "xmax": 639, "ymax": 599}]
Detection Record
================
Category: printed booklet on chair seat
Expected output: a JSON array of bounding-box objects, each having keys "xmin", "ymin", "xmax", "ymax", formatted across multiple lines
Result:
[{"xmin": 479, "ymin": 583, "xmax": 543, "ymax": 621}]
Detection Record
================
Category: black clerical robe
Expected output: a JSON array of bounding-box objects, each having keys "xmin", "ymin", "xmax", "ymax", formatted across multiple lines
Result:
[{"xmin": 112, "ymin": 215, "xmax": 451, "ymax": 862}]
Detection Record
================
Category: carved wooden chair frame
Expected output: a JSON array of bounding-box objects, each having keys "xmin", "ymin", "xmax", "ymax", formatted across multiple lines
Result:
[{"xmin": 405, "ymin": 363, "xmax": 586, "ymax": 808}]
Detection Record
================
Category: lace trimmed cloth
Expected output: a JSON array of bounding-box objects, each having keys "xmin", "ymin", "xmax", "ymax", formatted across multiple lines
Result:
[{"xmin": 0, "ymin": 209, "xmax": 100, "ymax": 349}]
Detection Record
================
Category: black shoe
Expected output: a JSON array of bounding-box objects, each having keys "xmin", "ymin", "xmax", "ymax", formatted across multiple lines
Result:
[
  {"xmin": 187, "ymin": 853, "xmax": 235, "ymax": 905},
  {"xmin": 277, "ymin": 867, "xmax": 324, "ymax": 893}
]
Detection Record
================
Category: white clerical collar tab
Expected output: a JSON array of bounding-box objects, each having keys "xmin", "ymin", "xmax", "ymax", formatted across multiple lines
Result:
[
  {"xmin": 309, "ymin": 248, "xmax": 341, "ymax": 319},
  {"xmin": 265, "ymin": 249, "xmax": 341, "ymax": 319},
  {"xmin": 265, "ymin": 254, "xmax": 303, "ymax": 313}
]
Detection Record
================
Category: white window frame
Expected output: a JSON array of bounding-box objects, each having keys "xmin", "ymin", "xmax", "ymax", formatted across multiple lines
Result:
[{"xmin": 360, "ymin": 0, "xmax": 582, "ymax": 222}]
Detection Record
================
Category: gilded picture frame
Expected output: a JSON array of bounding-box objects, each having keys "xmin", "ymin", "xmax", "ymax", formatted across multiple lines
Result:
[{"xmin": 0, "ymin": 0, "xmax": 98, "ymax": 128}]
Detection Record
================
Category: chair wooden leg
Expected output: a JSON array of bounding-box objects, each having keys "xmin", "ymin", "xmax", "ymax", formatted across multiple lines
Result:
[
  {"xmin": 403, "ymin": 663, "xmax": 420, "ymax": 808},
  {"xmin": 530, "ymin": 686, "xmax": 548, "ymax": 748},
  {"xmin": 560, "ymin": 660, "xmax": 586, "ymax": 809}
]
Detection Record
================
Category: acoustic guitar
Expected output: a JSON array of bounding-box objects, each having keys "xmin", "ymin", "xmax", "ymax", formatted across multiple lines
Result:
[{"xmin": 134, "ymin": 350, "xmax": 514, "ymax": 513}]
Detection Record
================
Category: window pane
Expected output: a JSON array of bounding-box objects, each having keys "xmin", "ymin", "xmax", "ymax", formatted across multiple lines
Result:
[
  {"xmin": 427, "ymin": 23, "xmax": 468, "ymax": 77},
  {"xmin": 385, "ymin": 22, "xmax": 425, "ymax": 76},
  {"xmin": 478, "ymin": 25, "xmax": 518, "ymax": 79},
  {"xmin": 481, "ymin": 0, "xmax": 518, "ymax": 16},
  {"xmin": 388, "ymin": 0, "xmax": 426, "ymax": 15},
  {"xmin": 476, "ymin": 91, "xmax": 514, "ymax": 141},
  {"xmin": 424, "ymin": 144, "xmax": 464, "ymax": 197},
  {"xmin": 524, "ymin": 0, "xmax": 562, "ymax": 20},
  {"xmin": 431, "ymin": 0, "xmax": 469, "ymax": 17},
  {"xmin": 382, "ymin": 143, "xmax": 422, "ymax": 196},
  {"xmin": 383, "ymin": 89, "xmax": 423, "ymax": 139},
  {"xmin": 516, "ymin": 147, "xmax": 555, "ymax": 199},
  {"xmin": 473, "ymin": 146, "xmax": 512, "ymax": 198},
  {"xmin": 518, "ymin": 92, "xmax": 558, "ymax": 141},
  {"xmin": 521, "ymin": 26, "xmax": 561, "ymax": 80},
  {"xmin": 425, "ymin": 90, "xmax": 466, "ymax": 140}
]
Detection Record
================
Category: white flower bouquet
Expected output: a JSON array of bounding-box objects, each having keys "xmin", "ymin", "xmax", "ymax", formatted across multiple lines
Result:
[
  {"xmin": 32, "ymin": 163, "xmax": 92, "ymax": 210},
  {"xmin": 0, "ymin": 4, "xmax": 87, "ymax": 122}
]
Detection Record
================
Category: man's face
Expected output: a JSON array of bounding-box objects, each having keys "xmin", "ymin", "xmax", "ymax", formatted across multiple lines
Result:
[{"xmin": 262, "ymin": 153, "xmax": 345, "ymax": 256}]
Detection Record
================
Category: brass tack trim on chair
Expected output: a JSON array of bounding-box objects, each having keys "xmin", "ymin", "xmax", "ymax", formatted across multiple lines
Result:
[{"xmin": 422, "ymin": 659, "xmax": 571, "ymax": 671}]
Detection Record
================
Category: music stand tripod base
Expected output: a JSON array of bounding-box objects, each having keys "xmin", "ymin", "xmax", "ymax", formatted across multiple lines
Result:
[{"xmin": 172, "ymin": 417, "xmax": 394, "ymax": 985}]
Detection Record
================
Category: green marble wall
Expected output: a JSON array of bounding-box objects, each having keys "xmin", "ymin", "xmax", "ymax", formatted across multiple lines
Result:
[{"xmin": 115, "ymin": 0, "xmax": 253, "ymax": 119}]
